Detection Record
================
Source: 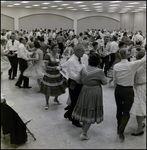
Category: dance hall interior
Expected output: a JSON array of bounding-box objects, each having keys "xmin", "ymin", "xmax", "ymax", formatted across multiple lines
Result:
[{"xmin": 1, "ymin": 1, "xmax": 146, "ymax": 149}]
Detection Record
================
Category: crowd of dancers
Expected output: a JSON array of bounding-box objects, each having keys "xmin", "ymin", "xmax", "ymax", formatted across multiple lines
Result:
[{"xmin": 1, "ymin": 27, "xmax": 146, "ymax": 141}]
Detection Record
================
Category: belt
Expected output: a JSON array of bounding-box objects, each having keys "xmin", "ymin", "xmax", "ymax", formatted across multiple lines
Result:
[{"xmin": 117, "ymin": 84, "xmax": 133, "ymax": 88}]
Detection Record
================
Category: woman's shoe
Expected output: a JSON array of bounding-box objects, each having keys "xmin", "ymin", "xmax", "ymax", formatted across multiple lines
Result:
[
  {"xmin": 80, "ymin": 133, "xmax": 90, "ymax": 140},
  {"xmin": 54, "ymin": 98, "xmax": 62, "ymax": 105},
  {"xmin": 45, "ymin": 104, "xmax": 49, "ymax": 110},
  {"xmin": 131, "ymin": 131, "xmax": 144, "ymax": 136}
]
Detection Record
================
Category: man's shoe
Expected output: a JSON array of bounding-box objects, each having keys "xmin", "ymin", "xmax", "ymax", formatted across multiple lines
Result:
[
  {"xmin": 131, "ymin": 131, "xmax": 144, "ymax": 136},
  {"xmin": 23, "ymin": 86, "xmax": 32, "ymax": 89},
  {"xmin": 15, "ymin": 84, "xmax": 22, "ymax": 88},
  {"xmin": 64, "ymin": 113, "xmax": 72, "ymax": 121},
  {"xmin": 64, "ymin": 105, "xmax": 71, "ymax": 110},
  {"xmin": 80, "ymin": 133, "xmax": 90, "ymax": 140},
  {"xmin": 72, "ymin": 122, "xmax": 82, "ymax": 128},
  {"xmin": 118, "ymin": 133, "xmax": 125, "ymax": 142},
  {"xmin": 9, "ymin": 76, "xmax": 11, "ymax": 80}
]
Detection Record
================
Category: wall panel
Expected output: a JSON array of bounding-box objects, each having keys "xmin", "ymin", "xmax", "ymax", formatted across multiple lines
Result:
[
  {"xmin": 77, "ymin": 16, "xmax": 119, "ymax": 34},
  {"xmin": 19, "ymin": 14, "xmax": 73, "ymax": 30},
  {"xmin": 1, "ymin": 14, "xmax": 14, "ymax": 30}
]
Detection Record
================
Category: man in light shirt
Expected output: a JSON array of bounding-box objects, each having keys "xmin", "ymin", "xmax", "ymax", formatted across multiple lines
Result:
[
  {"xmin": 63, "ymin": 43, "xmax": 85, "ymax": 128},
  {"xmin": 113, "ymin": 48, "xmax": 146, "ymax": 142},
  {"xmin": 6, "ymin": 32, "xmax": 20, "ymax": 80},
  {"xmin": 15, "ymin": 37, "xmax": 33, "ymax": 88}
]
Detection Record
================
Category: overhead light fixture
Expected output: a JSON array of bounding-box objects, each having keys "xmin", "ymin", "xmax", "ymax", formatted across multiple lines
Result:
[
  {"xmin": 53, "ymin": 1, "xmax": 63, "ymax": 2},
  {"xmin": 78, "ymin": 5, "xmax": 87, "ymax": 7},
  {"xmin": 13, "ymin": 3, "xmax": 21, "ymax": 5},
  {"xmin": 128, "ymin": 2, "xmax": 140, "ymax": 5},
  {"xmin": 61, "ymin": 4, "xmax": 69, "ymax": 6},
  {"xmin": 21, "ymin": 1, "xmax": 29, "ymax": 3},
  {"xmin": 74, "ymin": 2, "xmax": 84, "ymax": 4},
  {"xmin": 119, "ymin": 12, "xmax": 125, "ymax": 13},
  {"xmin": 109, "ymin": 4, "xmax": 119, "ymax": 7},
  {"xmin": 33, "ymin": 4, "xmax": 40, "ymax": 7},
  {"xmin": 110, "ymin": 1, "xmax": 122, "ymax": 3},
  {"xmin": 50, "ymin": 5, "xmax": 58, "ymax": 7},
  {"xmin": 67, "ymin": 7, "xmax": 74, "ymax": 8},
  {"xmin": 109, "ymin": 7, "xmax": 118, "ymax": 9},
  {"xmin": 131, "ymin": 11, "xmax": 139, "ymax": 12},
  {"xmin": 84, "ymin": 10, "xmax": 91, "ymax": 11},
  {"xmin": 71, "ymin": 9, "xmax": 78, "ymax": 10},
  {"xmin": 41, "ymin": 7, "xmax": 48, "ymax": 9},
  {"xmin": 144, "ymin": 4, "xmax": 146, "ymax": 6},
  {"xmin": 94, "ymin": 6, "xmax": 103, "ymax": 8},
  {"xmin": 135, "ymin": 8, "xmax": 144, "ymax": 11},
  {"xmin": 92, "ymin": 3, "xmax": 102, "ymax": 5},
  {"xmin": 125, "ymin": 6, "xmax": 134, "ymax": 7},
  {"xmin": 7, "ymin": 5, "xmax": 14, "ymax": 7},
  {"xmin": 1, "ymin": 1, "xmax": 6, "ymax": 2},
  {"xmin": 82, "ymin": 7, "xmax": 89, "ymax": 9},
  {"xmin": 57, "ymin": 8, "xmax": 63, "ymax": 9},
  {"xmin": 25, "ymin": 6, "xmax": 32, "ymax": 8},
  {"xmin": 42, "ymin": 3, "xmax": 50, "ymax": 5},
  {"xmin": 139, "ymin": 7, "xmax": 146, "ymax": 9}
]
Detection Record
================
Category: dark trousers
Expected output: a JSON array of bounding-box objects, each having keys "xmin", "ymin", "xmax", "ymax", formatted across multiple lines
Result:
[
  {"xmin": 114, "ymin": 84, "xmax": 134, "ymax": 134},
  {"xmin": 8, "ymin": 54, "xmax": 18, "ymax": 78},
  {"xmin": 64, "ymin": 79, "xmax": 83, "ymax": 123},
  {"xmin": 15, "ymin": 58, "xmax": 29, "ymax": 87},
  {"xmin": 58, "ymin": 43, "xmax": 64, "ymax": 56},
  {"xmin": 108, "ymin": 53, "xmax": 115, "ymax": 70},
  {"xmin": 100, "ymin": 55, "xmax": 109, "ymax": 76}
]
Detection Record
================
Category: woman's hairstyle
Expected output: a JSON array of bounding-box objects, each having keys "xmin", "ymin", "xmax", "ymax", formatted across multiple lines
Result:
[
  {"xmin": 19, "ymin": 37, "xmax": 25, "ymax": 43},
  {"xmin": 51, "ymin": 43, "xmax": 58, "ymax": 50},
  {"xmin": 34, "ymin": 40, "xmax": 40, "ymax": 48},
  {"xmin": 136, "ymin": 51, "xmax": 145, "ymax": 60},
  {"xmin": 88, "ymin": 52, "xmax": 101, "ymax": 67}
]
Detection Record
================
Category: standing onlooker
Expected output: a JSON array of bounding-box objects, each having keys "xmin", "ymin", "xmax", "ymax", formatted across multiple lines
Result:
[
  {"xmin": 6, "ymin": 32, "xmax": 20, "ymax": 80},
  {"xmin": 130, "ymin": 51, "xmax": 146, "ymax": 136},
  {"xmin": 72, "ymin": 53, "xmax": 107, "ymax": 140},
  {"xmin": 63, "ymin": 43, "xmax": 85, "ymax": 127},
  {"xmin": 113, "ymin": 48, "xmax": 146, "ymax": 142}
]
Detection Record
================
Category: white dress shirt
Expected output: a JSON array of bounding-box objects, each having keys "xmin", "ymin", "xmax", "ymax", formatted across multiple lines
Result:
[
  {"xmin": 113, "ymin": 55, "xmax": 146, "ymax": 87},
  {"xmin": 17, "ymin": 43, "xmax": 32, "ymax": 60},
  {"xmin": 6, "ymin": 39, "xmax": 20, "ymax": 53},
  {"xmin": 110, "ymin": 41, "xmax": 119, "ymax": 54}
]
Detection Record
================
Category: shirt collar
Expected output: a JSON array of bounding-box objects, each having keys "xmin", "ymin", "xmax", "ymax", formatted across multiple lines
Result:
[{"xmin": 121, "ymin": 59, "xmax": 128, "ymax": 63}]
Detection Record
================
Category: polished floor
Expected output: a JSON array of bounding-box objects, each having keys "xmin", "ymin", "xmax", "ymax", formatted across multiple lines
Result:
[{"xmin": 1, "ymin": 59, "xmax": 146, "ymax": 149}]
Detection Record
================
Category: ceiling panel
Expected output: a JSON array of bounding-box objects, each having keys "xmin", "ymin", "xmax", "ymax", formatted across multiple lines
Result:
[{"xmin": 1, "ymin": 1, "xmax": 146, "ymax": 13}]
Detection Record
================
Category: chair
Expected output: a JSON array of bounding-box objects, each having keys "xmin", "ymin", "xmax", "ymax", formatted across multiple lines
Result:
[{"xmin": 1, "ymin": 102, "xmax": 36, "ymax": 146}]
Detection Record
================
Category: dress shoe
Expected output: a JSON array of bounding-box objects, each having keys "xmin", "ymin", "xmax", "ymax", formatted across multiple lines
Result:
[
  {"xmin": 131, "ymin": 131, "xmax": 144, "ymax": 136},
  {"xmin": 15, "ymin": 84, "xmax": 23, "ymax": 88},
  {"xmin": 9, "ymin": 76, "xmax": 11, "ymax": 80},
  {"xmin": 45, "ymin": 104, "xmax": 49, "ymax": 110},
  {"xmin": 118, "ymin": 133, "xmax": 125, "ymax": 142},
  {"xmin": 23, "ymin": 86, "xmax": 32, "ymax": 89},
  {"xmin": 11, "ymin": 77, "xmax": 15, "ymax": 80},
  {"xmin": 80, "ymin": 133, "xmax": 90, "ymax": 140},
  {"xmin": 72, "ymin": 122, "xmax": 83, "ymax": 128},
  {"xmin": 64, "ymin": 105, "xmax": 71, "ymax": 110},
  {"xmin": 64, "ymin": 113, "xmax": 72, "ymax": 121}
]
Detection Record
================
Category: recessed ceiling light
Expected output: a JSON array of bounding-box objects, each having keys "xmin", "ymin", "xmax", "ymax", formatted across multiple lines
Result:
[
  {"xmin": 50, "ymin": 5, "xmax": 58, "ymax": 7},
  {"xmin": 61, "ymin": 4, "xmax": 69, "ymax": 6},
  {"xmin": 66, "ymin": 7, "xmax": 74, "ymax": 8},
  {"xmin": 92, "ymin": 3, "xmax": 102, "ymax": 5},
  {"xmin": 13, "ymin": 3, "xmax": 21, "ymax": 5},
  {"xmin": 78, "ymin": 5, "xmax": 87, "ymax": 7},
  {"xmin": 125, "ymin": 6, "xmax": 134, "ymax": 7},
  {"xmin": 7, "ymin": 5, "xmax": 14, "ymax": 7},
  {"xmin": 42, "ymin": 3, "xmax": 50, "ymax": 5},
  {"xmin": 74, "ymin": 2, "xmax": 84, "ymax": 4},
  {"xmin": 128, "ymin": 2, "xmax": 140, "ymax": 5},
  {"xmin": 21, "ymin": 1, "xmax": 29, "ymax": 3},
  {"xmin": 25, "ymin": 6, "xmax": 32, "ymax": 8},
  {"xmin": 41, "ymin": 7, "xmax": 48, "ymax": 9},
  {"xmin": 57, "ymin": 8, "xmax": 63, "ymax": 9},
  {"xmin": 54, "ymin": 1, "xmax": 63, "ymax": 2},
  {"xmin": 110, "ymin": 1, "xmax": 122, "ymax": 3},
  {"xmin": 71, "ymin": 9, "xmax": 78, "ymax": 10},
  {"xmin": 82, "ymin": 8, "xmax": 89, "ymax": 9},
  {"xmin": 33, "ymin": 4, "xmax": 40, "ymax": 7},
  {"xmin": 94, "ymin": 6, "xmax": 103, "ymax": 8},
  {"xmin": 109, "ymin": 4, "xmax": 119, "ymax": 7}
]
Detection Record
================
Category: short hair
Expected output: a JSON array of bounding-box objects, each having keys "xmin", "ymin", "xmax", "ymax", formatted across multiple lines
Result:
[
  {"xmin": 34, "ymin": 40, "xmax": 40, "ymax": 48},
  {"xmin": 19, "ymin": 37, "xmax": 25, "ymax": 43},
  {"xmin": 88, "ymin": 52, "xmax": 101, "ymax": 67},
  {"xmin": 74, "ymin": 43, "xmax": 85, "ymax": 52},
  {"xmin": 119, "ymin": 41, "xmax": 125, "ymax": 48},
  {"xmin": 112, "ymin": 35, "xmax": 117, "ymax": 41},
  {"xmin": 92, "ymin": 42, "xmax": 98, "ymax": 47},
  {"xmin": 40, "ymin": 36, "xmax": 44, "ymax": 42},
  {"xmin": 119, "ymin": 48, "xmax": 128, "ymax": 59},
  {"xmin": 136, "ymin": 51, "xmax": 145, "ymax": 60},
  {"xmin": 1, "ymin": 38, "xmax": 6, "ymax": 45},
  {"xmin": 51, "ymin": 43, "xmax": 58, "ymax": 50}
]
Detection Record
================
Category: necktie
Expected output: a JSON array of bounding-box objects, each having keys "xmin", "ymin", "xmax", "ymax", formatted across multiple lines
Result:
[
  {"xmin": 12, "ymin": 40, "xmax": 14, "ymax": 45},
  {"xmin": 78, "ymin": 57, "xmax": 81, "ymax": 64}
]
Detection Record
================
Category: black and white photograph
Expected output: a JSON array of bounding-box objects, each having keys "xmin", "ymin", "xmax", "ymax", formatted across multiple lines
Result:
[{"xmin": 1, "ymin": 0, "xmax": 146, "ymax": 149}]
